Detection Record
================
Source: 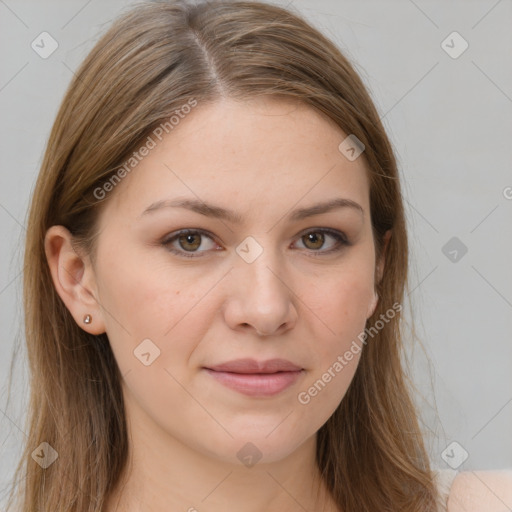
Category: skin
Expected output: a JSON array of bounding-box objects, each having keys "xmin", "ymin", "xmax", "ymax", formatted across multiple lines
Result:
[{"xmin": 45, "ymin": 97, "xmax": 389, "ymax": 512}]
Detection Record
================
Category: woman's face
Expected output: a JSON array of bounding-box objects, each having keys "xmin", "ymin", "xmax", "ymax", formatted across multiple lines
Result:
[{"xmin": 90, "ymin": 97, "xmax": 380, "ymax": 466}]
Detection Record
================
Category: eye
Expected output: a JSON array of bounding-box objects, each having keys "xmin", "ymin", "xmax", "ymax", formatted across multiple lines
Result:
[
  {"xmin": 162, "ymin": 229, "xmax": 220, "ymax": 258},
  {"xmin": 293, "ymin": 228, "xmax": 349, "ymax": 255},
  {"xmin": 161, "ymin": 228, "xmax": 349, "ymax": 259}
]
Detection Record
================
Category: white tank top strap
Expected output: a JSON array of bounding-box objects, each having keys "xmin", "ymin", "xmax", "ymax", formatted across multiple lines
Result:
[{"xmin": 434, "ymin": 468, "xmax": 459, "ymax": 512}]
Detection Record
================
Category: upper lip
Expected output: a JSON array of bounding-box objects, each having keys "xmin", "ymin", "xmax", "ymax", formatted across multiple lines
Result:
[{"xmin": 204, "ymin": 358, "xmax": 303, "ymax": 374}]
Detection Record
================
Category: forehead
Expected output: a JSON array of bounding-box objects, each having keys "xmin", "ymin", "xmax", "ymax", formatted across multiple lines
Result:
[{"xmin": 102, "ymin": 97, "xmax": 370, "ymax": 223}]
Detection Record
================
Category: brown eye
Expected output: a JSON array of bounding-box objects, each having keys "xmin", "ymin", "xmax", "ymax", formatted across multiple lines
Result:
[
  {"xmin": 302, "ymin": 232, "xmax": 325, "ymax": 250},
  {"xmin": 163, "ymin": 229, "xmax": 219, "ymax": 258},
  {"xmin": 177, "ymin": 233, "xmax": 202, "ymax": 251},
  {"xmin": 162, "ymin": 228, "xmax": 349, "ymax": 259},
  {"xmin": 294, "ymin": 229, "xmax": 349, "ymax": 255}
]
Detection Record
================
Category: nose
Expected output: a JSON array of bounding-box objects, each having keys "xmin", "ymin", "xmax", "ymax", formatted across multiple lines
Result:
[{"xmin": 222, "ymin": 246, "xmax": 298, "ymax": 337}]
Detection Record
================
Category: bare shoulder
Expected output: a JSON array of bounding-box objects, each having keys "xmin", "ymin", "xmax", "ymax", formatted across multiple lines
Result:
[{"xmin": 447, "ymin": 470, "xmax": 512, "ymax": 512}]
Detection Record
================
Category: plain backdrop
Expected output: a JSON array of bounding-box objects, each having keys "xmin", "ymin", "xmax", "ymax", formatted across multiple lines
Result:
[{"xmin": 1, "ymin": 0, "xmax": 511, "ymax": 506}]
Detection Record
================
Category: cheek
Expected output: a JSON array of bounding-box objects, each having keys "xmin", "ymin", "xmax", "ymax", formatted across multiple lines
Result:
[
  {"xmin": 297, "ymin": 256, "xmax": 374, "ymax": 390},
  {"xmin": 93, "ymin": 249, "xmax": 213, "ymax": 373},
  {"xmin": 305, "ymin": 264, "xmax": 375, "ymax": 343},
  {"xmin": 291, "ymin": 274, "xmax": 372, "ymax": 428},
  {"xmin": 95, "ymin": 262, "xmax": 218, "ymax": 434}
]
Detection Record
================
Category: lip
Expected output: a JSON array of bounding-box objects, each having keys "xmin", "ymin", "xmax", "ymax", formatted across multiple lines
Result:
[
  {"xmin": 203, "ymin": 358, "xmax": 304, "ymax": 397},
  {"xmin": 205, "ymin": 358, "xmax": 302, "ymax": 373}
]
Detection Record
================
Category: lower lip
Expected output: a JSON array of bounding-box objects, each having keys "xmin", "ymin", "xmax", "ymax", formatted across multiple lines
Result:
[{"xmin": 203, "ymin": 368, "xmax": 304, "ymax": 397}]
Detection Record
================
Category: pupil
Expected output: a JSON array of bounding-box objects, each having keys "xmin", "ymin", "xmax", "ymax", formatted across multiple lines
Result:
[
  {"xmin": 180, "ymin": 234, "xmax": 200, "ymax": 250},
  {"xmin": 306, "ymin": 232, "xmax": 324, "ymax": 249}
]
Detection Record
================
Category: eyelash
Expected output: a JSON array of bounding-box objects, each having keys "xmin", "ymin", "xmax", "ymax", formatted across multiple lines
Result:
[{"xmin": 161, "ymin": 228, "xmax": 350, "ymax": 259}]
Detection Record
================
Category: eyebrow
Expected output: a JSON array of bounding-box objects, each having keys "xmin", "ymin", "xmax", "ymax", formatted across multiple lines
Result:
[{"xmin": 140, "ymin": 197, "xmax": 364, "ymax": 223}]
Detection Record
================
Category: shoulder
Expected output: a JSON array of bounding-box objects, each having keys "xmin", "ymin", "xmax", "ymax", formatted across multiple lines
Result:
[{"xmin": 447, "ymin": 470, "xmax": 512, "ymax": 512}]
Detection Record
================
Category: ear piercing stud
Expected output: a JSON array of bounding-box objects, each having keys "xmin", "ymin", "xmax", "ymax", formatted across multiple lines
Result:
[{"xmin": 83, "ymin": 314, "xmax": 92, "ymax": 324}]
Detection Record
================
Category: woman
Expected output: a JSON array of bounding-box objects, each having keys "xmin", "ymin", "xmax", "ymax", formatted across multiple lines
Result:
[{"xmin": 6, "ymin": 1, "xmax": 511, "ymax": 511}]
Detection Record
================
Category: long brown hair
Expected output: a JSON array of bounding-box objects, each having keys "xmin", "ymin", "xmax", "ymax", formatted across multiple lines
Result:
[{"xmin": 6, "ymin": 1, "xmax": 439, "ymax": 510}]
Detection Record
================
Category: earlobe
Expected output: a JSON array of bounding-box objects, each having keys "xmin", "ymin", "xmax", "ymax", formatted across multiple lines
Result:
[{"xmin": 44, "ymin": 225, "xmax": 106, "ymax": 335}]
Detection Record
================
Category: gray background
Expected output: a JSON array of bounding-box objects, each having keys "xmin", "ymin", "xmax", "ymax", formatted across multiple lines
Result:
[{"xmin": 1, "ymin": 0, "xmax": 511, "ymax": 505}]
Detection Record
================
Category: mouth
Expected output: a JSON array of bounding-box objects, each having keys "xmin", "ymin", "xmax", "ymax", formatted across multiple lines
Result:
[{"xmin": 203, "ymin": 368, "xmax": 305, "ymax": 397}]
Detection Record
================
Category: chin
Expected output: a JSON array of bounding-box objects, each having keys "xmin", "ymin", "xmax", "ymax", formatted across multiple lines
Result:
[{"xmin": 203, "ymin": 428, "xmax": 311, "ymax": 468}]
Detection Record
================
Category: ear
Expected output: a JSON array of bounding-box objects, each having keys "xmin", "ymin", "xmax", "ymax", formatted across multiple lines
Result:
[
  {"xmin": 367, "ymin": 229, "xmax": 392, "ymax": 319},
  {"xmin": 44, "ymin": 225, "xmax": 106, "ymax": 335}
]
